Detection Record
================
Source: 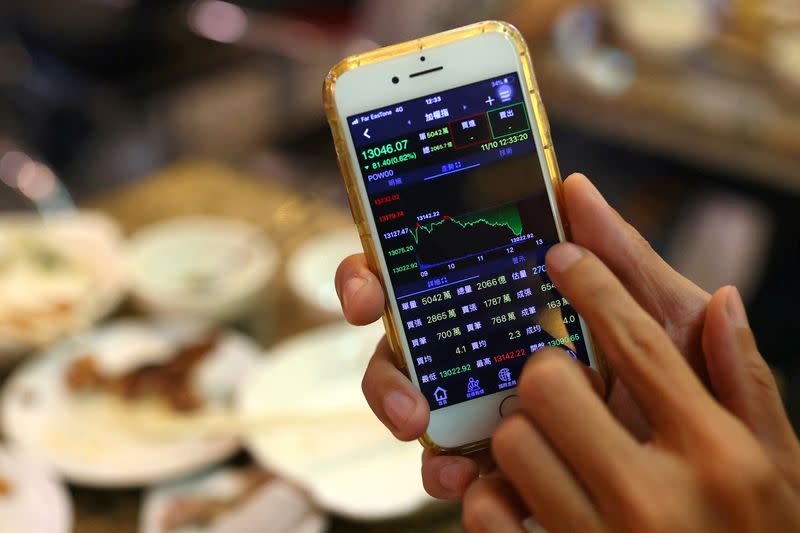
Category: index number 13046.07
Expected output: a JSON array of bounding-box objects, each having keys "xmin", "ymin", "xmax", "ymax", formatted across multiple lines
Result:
[{"xmin": 361, "ymin": 139, "xmax": 409, "ymax": 160}]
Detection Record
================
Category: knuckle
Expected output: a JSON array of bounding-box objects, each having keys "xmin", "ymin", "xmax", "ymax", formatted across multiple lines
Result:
[
  {"xmin": 606, "ymin": 460, "xmax": 686, "ymax": 533},
  {"xmin": 582, "ymin": 273, "xmax": 617, "ymax": 304},
  {"xmin": 622, "ymin": 318, "xmax": 663, "ymax": 355},
  {"xmin": 744, "ymin": 460, "xmax": 778, "ymax": 501},
  {"xmin": 613, "ymin": 209, "xmax": 658, "ymax": 256},
  {"xmin": 744, "ymin": 355, "xmax": 779, "ymax": 398},
  {"xmin": 701, "ymin": 444, "xmax": 779, "ymax": 503},
  {"xmin": 606, "ymin": 316, "xmax": 665, "ymax": 367},
  {"xmin": 630, "ymin": 226, "xmax": 656, "ymax": 255},
  {"xmin": 726, "ymin": 448, "xmax": 771, "ymax": 485},
  {"xmin": 734, "ymin": 453, "xmax": 778, "ymax": 498}
]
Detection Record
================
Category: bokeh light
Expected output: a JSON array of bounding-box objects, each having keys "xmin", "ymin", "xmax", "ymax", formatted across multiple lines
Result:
[{"xmin": 188, "ymin": 0, "xmax": 248, "ymax": 44}]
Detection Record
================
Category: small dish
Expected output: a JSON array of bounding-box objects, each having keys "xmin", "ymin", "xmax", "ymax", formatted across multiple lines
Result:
[
  {"xmin": 128, "ymin": 216, "xmax": 278, "ymax": 321},
  {"xmin": 286, "ymin": 227, "xmax": 361, "ymax": 315}
]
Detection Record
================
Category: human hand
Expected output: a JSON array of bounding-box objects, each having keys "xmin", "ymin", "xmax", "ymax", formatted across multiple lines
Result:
[
  {"xmin": 335, "ymin": 173, "xmax": 712, "ymax": 499},
  {"xmin": 460, "ymin": 244, "xmax": 800, "ymax": 532}
]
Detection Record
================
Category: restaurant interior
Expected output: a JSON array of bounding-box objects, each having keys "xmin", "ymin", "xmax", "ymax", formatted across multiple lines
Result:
[{"xmin": 0, "ymin": 0, "xmax": 798, "ymax": 531}]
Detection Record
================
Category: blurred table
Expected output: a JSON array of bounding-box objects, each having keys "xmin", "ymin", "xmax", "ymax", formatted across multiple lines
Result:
[
  {"xmin": 84, "ymin": 160, "xmax": 354, "ymax": 344},
  {"xmin": 537, "ymin": 51, "xmax": 800, "ymax": 194},
  {"xmin": 75, "ymin": 161, "xmax": 462, "ymax": 532}
]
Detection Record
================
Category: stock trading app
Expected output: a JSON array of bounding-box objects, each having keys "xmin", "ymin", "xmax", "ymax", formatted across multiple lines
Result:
[{"xmin": 347, "ymin": 73, "xmax": 590, "ymax": 411}]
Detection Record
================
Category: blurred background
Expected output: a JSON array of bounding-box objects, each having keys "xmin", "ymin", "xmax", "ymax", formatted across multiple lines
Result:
[{"xmin": 0, "ymin": 0, "xmax": 798, "ymax": 532}]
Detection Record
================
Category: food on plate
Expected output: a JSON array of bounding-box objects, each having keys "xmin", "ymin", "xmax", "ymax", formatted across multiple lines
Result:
[
  {"xmin": 0, "ymin": 212, "xmax": 127, "ymax": 355},
  {"xmin": 160, "ymin": 467, "xmax": 273, "ymax": 531},
  {"xmin": 0, "ymin": 477, "xmax": 12, "ymax": 496},
  {"xmin": 3, "ymin": 320, "xmax": 260, "ymax": 487},
  {"xmin": 65, "ymin": 332, "xmax": 220, "ymax": 412},
  {"xmin": 0, "ymin": 234, "xmax": 92, "ymax": 347}
]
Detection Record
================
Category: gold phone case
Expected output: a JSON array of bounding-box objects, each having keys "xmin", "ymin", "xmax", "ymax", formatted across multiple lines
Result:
[{"xmin": 323, "ymin": 20, "xmax": 608, "ymax": 455}]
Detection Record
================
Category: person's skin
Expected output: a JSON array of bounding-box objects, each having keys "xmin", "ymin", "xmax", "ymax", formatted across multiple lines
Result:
[
  {"xmin": 458, "ymin": 245, "xmax": 800, "ymax": 532},
  {"xmin": 336, "ymin": 175, "xmax": 800, "ymax": 532},
  {"xmin": 336, "ymin": 172, "xmax": 707, "ymax": 495}
]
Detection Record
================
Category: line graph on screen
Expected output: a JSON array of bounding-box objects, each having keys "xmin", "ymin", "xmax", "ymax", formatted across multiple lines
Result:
[{"xmin": 413, "ymin": 203, "xmax": 526, "ymax": 268}]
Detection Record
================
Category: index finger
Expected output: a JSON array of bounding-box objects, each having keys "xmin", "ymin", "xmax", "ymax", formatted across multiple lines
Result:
[
  {"xmin": 563, "ymin": 173, "xmax": 710, "ymax": 375},
  {"xmin": 335, "ymin": 254, "xmax": 385, "ymax": 325},
  {"xmin": 545, "ymin": 243, "xmax": 712, "ymax": 437}
]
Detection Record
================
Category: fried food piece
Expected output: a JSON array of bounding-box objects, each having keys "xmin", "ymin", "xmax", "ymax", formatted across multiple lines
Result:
[
  {"xmin": 0, "ymin": 477, "xmax": 12, "ymax": 496},
  {"xmin": 64, "ymin": 333, "xmax": 219, "ymax": 412}
]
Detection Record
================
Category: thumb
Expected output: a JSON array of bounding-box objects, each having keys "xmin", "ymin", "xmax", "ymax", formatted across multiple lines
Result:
[{"xmin": 703, "ymin": 286, "xmax": 800, "ymax": 489}]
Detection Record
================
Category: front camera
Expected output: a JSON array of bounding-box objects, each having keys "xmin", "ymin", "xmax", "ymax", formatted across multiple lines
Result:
[{"xmin": 391, "ymin": 76, "xmax": 399, "ymax": 84}]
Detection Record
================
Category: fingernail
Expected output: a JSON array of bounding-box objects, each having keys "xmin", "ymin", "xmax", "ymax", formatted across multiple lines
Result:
[
  {"xmin": 383, "ymin": 390, "xmax": 415, "ymax": 429},
  {"xmin": 342, "ymin": 275, "xmax": 368, "ymax": 310},
  {"xmin": 547, "ymin": 242, "xmax": 584, "ymax": 272},
  {"xmin": 439, "ymin": 463, "xmax": 464, "ymax": 493},
  {"xmin": 725, "ymin": 286, "xmax": 750, "ymax": 329}
]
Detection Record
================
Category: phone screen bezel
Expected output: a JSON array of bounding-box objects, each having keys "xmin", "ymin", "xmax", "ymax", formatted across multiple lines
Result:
[{"xmin": 331, "ymin": 28, "xmax": 599, "ymax": 450}]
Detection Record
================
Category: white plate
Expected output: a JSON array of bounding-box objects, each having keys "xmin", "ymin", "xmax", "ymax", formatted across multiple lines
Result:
[
  {"xmin": 237, "ymin": 321, "xmax": 435, "ymax": 520},
  {"xmin": 128, "ymin": 216, "xmax": 278, "ymax": 321},
  {"xmin": 611, "ymin": 0, "xmax": 716, "ymax": 56},
  {"xmin": 0, "ymin": 445, "xmax": 72, "ymax": 533},
  {"xmin": 141, "ymin": 466, "xmax": 327, "ymax": 533},
  {"xmin": 0, "ymin": 210, "xmax": 128, "ymax": 358},
  {"xmin": 1, "ymin": 319, "xmax": 262, "ymax": 487},
  {"xmin": 286, "ymin": 227, "xmax": 362, "ymax": 315}
]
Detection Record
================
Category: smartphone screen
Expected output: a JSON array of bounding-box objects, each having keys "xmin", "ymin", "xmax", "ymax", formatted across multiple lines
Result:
[{"xmin": 347, "ymin": 73, "xmax": 591, "ymax": 412}]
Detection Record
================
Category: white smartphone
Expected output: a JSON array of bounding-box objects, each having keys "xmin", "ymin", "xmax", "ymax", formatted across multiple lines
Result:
[{"xmin": 324, "ymin": 21, "xmax": 603, "ymax": 453}]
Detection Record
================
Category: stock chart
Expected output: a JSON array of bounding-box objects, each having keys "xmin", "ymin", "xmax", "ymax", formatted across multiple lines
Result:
[{"xmin": 348, "ymin": 74, "xmax": 590, "ymax": 411}]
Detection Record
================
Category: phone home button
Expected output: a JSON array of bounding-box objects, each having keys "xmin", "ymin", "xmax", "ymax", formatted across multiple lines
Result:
[{"xmin": 499, "ymin": 395, "xmax": 521, "ymax": 418}]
